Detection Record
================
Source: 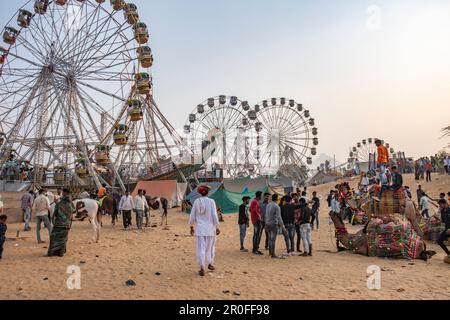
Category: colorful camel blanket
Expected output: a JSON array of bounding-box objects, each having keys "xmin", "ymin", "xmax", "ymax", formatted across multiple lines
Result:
[{"xmin": 367, "ymin": 217, "xmax": 421, "ymax": 259}]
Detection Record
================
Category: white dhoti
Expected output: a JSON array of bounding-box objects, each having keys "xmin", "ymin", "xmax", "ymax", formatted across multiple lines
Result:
[{"xmin": 196, "ymin": 236, "xmax": 216, "ymax": 269}]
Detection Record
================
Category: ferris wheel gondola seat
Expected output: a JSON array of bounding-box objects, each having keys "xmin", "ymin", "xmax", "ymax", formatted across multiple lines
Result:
[
  {"xmin": 0, "ymin": 47, "xmax": 8, "ymax": 64},
  {"xmin": 304, "ymin": 110, "xmax": 310, "ymax": 118},
  {"xmin": 134, "ymin": 22, "xmax": 149, "ymax": 44},
  {"xmin": 230, "ymin": 96, "xmax": 238, "ymax": 106},
  {"xmin": 134, "ymin": 72, "xmax": 151, "ymax": 95},
  {"xmin": 207, "ymin": 98, "xmax": 215, "ymax": 108},
  {"xmin": 219, "ymin": 95, "xmax": 226, "ymax": 105},
  {"xmin": 280, "ymin": 98, "xmax": 286, "ymax": 105},
  {"xmin": 34, "ymin": 0, "xmax": 49, "ymax": 15},
  {"xmin": 309, "ymin": 118, "xmax": 315, "ymax": 126},
  {"xmin": 17, "ymin": 10, "xmax": 33, "ymax": 28},
  {"xmin": 137, "ymin": 46, "xmax": 153, "ymax": 68},
  {"xmin": 129, "ymin": 107, "xmax": 143, "ymax": 122},
  {"xmin": 3, "ymin": 27, "xmax": 19, "ymax": 45},
  {"xmin": 114, "ymin": 133, "xmax": 128, "ymax": 145},
  {"xmin": 289, "ymin": 100, "xmax": 295, "ymax": 107},
  {"xmin": 124, "ymin": 3, "xmax": 139, "ymax": 25},
  {"xmin": 197, "ymin": 104, "xmax": 205, "ymax": 114},
  {"xmin": 297, "ymin": 104, "xmax": 303, "ymax": 112},
  {"xmin": 271, "ymin": 98, "xmax": 277, "ymax": 106},
  {"xmin": 242, "ymin": 101, "xmax": 250, "ymax": 111},
  {"xmin": 95, "ymin": 152, "xmax": 110, "ymax": 166},
  {"xmin": 111, "ymin": 0, "xmax": 125, "ymax": 10}
]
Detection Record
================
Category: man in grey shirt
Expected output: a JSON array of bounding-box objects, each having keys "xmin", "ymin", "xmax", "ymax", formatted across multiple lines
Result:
[{"xmin": 265, "ymin": 194, "xmax": 287, "ymax": 258}]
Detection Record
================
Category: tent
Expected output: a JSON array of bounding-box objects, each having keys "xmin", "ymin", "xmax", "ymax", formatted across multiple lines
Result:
[
  {"xmin": 132, "ymin": 180, "xmax": 187, "ymax": 207},
  {"xmin": 210, "ymin": 186, "xmax": 269, "ymax": 214},
  {"xmin": 223, "ymin": 176, "xmax": 268, "ymax": 193},
  {"xmin": 186, "ymin": 182, "xmax": 222, "ymax": 203}
]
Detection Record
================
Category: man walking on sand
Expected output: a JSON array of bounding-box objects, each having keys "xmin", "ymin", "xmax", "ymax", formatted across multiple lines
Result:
[
  {"xmin": 134, "ymin": 189, "xmax": 148, "ymax": 230},
  {"xmin": 33, "ymin": 189, "xmax": 52, "ymax": 244},
  {"xmin": 250, "ymin": 191, "xmax": 264, "ymax": 255},
  {"xmin": 21, "ymin": 190, "xmax": 34, "ymax": 232},
  {"xmin": 119, "ymin": 191, "xmax": 134, "ymax": 229},
  {"xmin": 189, "ymin": 185, "xmax": 220, "ymax": 277}
]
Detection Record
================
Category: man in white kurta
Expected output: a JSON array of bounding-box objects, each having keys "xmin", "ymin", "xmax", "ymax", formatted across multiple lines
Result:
[{"xmin": 189, "ymin": 190, "xmax": 220, "ymax": 276}]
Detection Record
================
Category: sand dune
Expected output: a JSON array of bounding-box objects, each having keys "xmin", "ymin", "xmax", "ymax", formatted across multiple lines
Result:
[{"xmin": 0, "ymin": 174, "xmax": 449, "ymax": 300}]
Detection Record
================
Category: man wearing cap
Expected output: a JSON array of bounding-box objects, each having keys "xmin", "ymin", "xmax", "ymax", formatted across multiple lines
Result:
[
  {"xmin": 189, "ymin": 185, "xmax": 220, "ymax": 276},
  {"xmin": 48, "ymin": 188, "xmax": 75, "ymax": 257}
]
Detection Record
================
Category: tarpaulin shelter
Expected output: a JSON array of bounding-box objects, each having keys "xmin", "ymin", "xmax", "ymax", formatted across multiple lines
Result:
[
  {"xmin": 132, "ymin": 180, "xmax": 187, "ymax": 207},
  {"xmin": 210, "ymin": 186, "xmax": 269, "ymax": 214}
]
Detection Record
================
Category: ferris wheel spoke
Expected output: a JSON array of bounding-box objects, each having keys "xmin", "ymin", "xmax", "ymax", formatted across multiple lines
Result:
[
  {"xmin": 74, "ymin": 16, "xmax": 131, "ymax": 71},
  {"xmin": 76, "ymin": 79, "xmax": 126, "ymax": 102},
  {"xmin": 54, "ymin": 3, "xmax": 104, "ymax": 61}
]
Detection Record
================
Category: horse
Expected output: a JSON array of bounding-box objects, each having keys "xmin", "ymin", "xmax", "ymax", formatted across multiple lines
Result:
[
  {"xmin": 98, "ymin": 195, "xmax": 117, "ymax": 227},
  {"xmin": 73, "ymin": 199, "xmax": 101, "ymax": 243},
  {"xmin": 148, "ymin": 197, "xmax": 169, "ymax": 226}
]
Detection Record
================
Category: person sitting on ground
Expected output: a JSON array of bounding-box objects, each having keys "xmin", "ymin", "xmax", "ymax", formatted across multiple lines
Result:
[
  {"xmin": 436, "ymin": 199, "xmax": 450, "ymax": 258},
  {"xmin": 0, "ymin": 214, "xmax": 7, "ymax": 260},
  {"xmin": 238, "ymin": 197, "xmax": 251, "ymax": 252}
]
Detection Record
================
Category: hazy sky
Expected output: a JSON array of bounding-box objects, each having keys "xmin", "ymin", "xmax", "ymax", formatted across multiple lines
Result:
[{"xmin": 2, "ymin": 0, "xmax": 450, "ymax": 163}]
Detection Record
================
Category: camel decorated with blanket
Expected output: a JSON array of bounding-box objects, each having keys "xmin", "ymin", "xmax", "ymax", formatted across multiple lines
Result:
[{"xmin": 329, "ymin": 197, "xmax": 436, "ymax": 261}]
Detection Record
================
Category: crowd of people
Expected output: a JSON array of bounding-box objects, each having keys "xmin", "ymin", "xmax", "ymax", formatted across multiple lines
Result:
[{"xmin": 237, "ymin": 188, "xmax": 320, "ymax": 259}]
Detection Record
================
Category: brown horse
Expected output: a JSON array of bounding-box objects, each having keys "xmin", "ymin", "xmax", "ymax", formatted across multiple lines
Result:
[{"xmin": 99, "ymin": 195, "xmax": 116, "ymax": 226}]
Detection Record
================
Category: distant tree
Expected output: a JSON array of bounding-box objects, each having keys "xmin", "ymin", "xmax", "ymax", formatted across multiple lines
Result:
[{"xmin": 442, "ymin": 126, "xmax": 450, "ymax": 148}]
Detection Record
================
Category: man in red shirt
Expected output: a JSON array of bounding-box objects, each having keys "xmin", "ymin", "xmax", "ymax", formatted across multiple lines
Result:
[
  {"xmin": 425, "ymin": 161, "xmax": 433, "ymax": 182},
  {"xmin": 250, "ymin": 191, "xmax": 264, "ymax": 255}
]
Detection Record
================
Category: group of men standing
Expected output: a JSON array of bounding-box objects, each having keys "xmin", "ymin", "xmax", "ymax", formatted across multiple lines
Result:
[{"xmin": 238, "ymin": 189, "xmax": 320, "ymax": 259}]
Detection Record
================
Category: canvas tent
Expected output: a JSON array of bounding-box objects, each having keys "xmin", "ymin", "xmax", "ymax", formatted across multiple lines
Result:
[{"xmin": 132, "ymin": 180, "xmax": 187, "ymax": 207}]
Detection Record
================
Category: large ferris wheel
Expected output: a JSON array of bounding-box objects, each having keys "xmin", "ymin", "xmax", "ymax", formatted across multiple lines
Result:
[
  {"xmin": 249, "ymin": 98, "xmax": 318, "ymax": 181},
  {"xmin": 185, "ymin": 96, "xmax": 319, "ymax": 181},
  {"xmin": 184, "ymin": 95, "xmax": 256, "ymax": 178},
  {"xmin": 0, "ymin": 0, "xmax": 188, "ymax": 190}
]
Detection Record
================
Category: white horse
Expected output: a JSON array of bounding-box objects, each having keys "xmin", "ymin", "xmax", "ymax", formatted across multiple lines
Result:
[
  {"xmin": 147, "ymin": 197, "xmax": 169, "ymax": 226},
  {"xmin": 73, "ymin": 199, "xmax": 101, "ymax": 243}
]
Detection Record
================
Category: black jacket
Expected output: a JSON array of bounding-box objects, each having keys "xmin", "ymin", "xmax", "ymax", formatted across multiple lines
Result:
[
  {"xmin": 391, "ymin": 172, "xmax": 403, "ymax": 190},
  {"xmin": 442, "ymin": 207, "xmax": 450, "ymax": 230},
  {"xmin": 299, "ymin": 204, "xmax": 312, "ymax": 225},
  {"xmin": 238, "ymin": 204, "xmax": 249, "ymax": 225},
  {"xmin": 281, "ymin": 204, "xmax": 300, "ymax": 225}
]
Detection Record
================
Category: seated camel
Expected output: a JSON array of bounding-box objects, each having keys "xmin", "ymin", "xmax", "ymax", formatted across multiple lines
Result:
[{"xmin": 329, "ymin": 210, "xmax": 436, "ymax": 261}]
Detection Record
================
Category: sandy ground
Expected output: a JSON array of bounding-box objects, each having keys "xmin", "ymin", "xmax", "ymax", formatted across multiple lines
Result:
[{"xmin": 0, "ymin": 174, "xmax": 449, "ymax": 300}]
